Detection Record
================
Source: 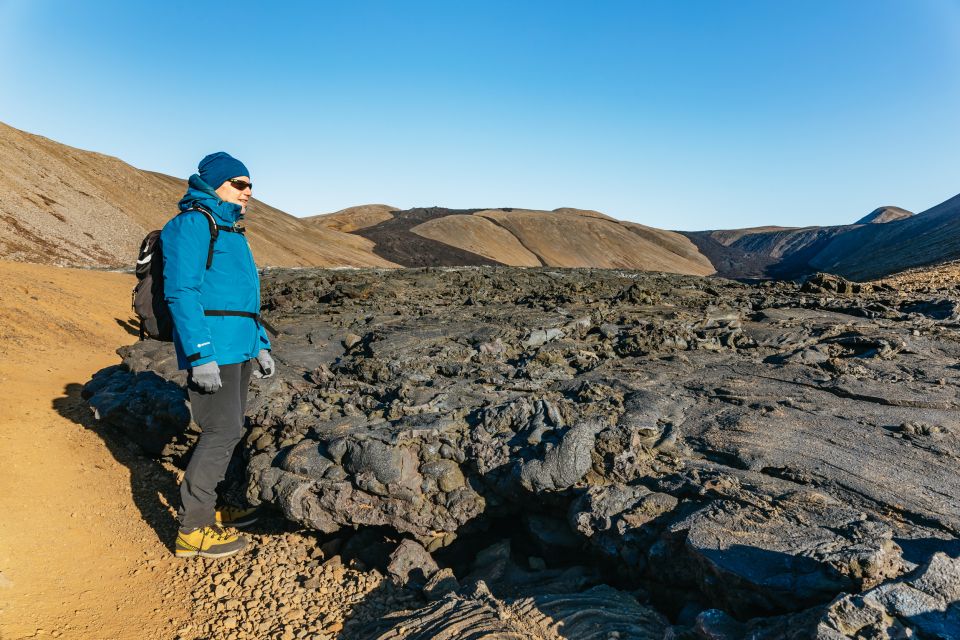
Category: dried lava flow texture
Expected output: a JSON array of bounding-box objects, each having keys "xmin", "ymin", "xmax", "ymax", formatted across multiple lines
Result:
[{"xmin": 83, "ymin": 267, "xmax": 960, "ymax": 638}]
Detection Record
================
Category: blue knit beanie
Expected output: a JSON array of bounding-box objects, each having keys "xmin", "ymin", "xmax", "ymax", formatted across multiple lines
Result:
[{"xmin": 198, "ymin": 152, "xmax": 249, "ymax": 190}]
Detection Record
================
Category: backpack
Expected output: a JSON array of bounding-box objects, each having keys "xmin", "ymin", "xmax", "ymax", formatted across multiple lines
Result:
[{"xmin": 132, "ymin": 206, "xmax": 232, "ymax": 341}]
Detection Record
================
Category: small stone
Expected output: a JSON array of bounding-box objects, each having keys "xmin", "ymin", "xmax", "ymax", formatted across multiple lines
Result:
[
  {"xmin": 320, "ymin": 538, "xmax": 343, "ymax": 558},
  {"xmin": 387, "ymin": 540, "xmax": 439, "ymax": 587}
]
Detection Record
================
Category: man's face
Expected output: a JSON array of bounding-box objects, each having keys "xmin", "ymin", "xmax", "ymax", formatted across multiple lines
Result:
[{"xmin": 215, "ymin": 176, "xmax": 252, "ymax": 213}]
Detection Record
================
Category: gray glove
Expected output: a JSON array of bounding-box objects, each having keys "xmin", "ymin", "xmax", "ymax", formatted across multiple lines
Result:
[
  {"xmin": 253, "ymin": 349, "xmax": 275, "ymax": 379},
  {"xmin": 191, "ymin": 361, "xmax": 222, "ymax": 393}
]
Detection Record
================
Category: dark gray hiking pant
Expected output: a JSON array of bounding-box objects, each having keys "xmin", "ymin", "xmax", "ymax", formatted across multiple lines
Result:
[{"xmin": 178, "ymin": 359, "xmax": 253, "ymax": 530}]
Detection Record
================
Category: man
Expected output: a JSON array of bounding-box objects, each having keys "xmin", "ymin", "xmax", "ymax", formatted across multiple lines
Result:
[{"xmin": 161, "ymin": 151, "xmax": 275, "ymax": 558}]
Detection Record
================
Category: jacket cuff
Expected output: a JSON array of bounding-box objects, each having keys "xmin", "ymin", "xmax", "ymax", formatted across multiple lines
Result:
[
  {"xmin": 258, "ymin": 325, "xmax": 271, "ymax": 350},
  {"xmin": 186, "ymin": 345, "xmax": 217, "ymax": 368}
]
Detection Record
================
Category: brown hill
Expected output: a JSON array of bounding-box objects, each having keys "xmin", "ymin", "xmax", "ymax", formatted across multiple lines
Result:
[
  {"xmin": 410, "ymin": 214, "xmax": 542, "ymax": 266},
  {"xmin": 550, "ymin": 207, "xmax": 617, "ymax": 221},
  {"xmin": 474, "ymin": 208, "xmax": 714, "ymax": 273},
  {"xmin": 0, "ymin": 122, "xmax": 396, "ymax": 268},
  {"xmin": 320, "ymin": 205, "xmax": 715, "ymax": 274},
  {"xmin": 305, "ymin": 204, "xmax": 397, "ymax": 233}
]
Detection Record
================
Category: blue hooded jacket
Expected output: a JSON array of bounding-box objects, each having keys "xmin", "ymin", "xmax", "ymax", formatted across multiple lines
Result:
[{"xmin": 161, "ymin": 174, "xmax": 271, "ymax": 370}]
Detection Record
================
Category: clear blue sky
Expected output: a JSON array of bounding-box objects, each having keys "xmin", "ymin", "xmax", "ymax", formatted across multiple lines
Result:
[{"xmin": 2, "ymin": 0, "xmax": 959, "ymax": 230}]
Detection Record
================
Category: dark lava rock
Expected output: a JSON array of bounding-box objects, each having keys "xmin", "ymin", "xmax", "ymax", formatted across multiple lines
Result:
[
  {"xmin": 387, "ymin": 539, "xmax": 439, "ymax": 587},
  {"xmin": 662, "ymin": 471, "xmax": 904, "ymax": 617},
  {"xmin": 729, "ymin": 552, "xmax": 960, "ymax": 639},
  {"xmin": 816, "ymin": 552, "xmax": 960, "ymax": 639},
  {"xmin": 368, "ymin": 580, "xmax": 669, "ymax": 639},
  {"xmin": 82, "ymin": 266, "xmax": 960, "ymax": 633}
]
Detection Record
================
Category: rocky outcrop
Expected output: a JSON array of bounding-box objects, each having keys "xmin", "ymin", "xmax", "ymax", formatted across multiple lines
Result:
[{"xmin": 83, "ymin": 266, "xmax": 960, "ymax": 637}]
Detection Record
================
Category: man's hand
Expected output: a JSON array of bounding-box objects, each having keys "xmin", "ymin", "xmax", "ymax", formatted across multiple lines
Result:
[
  {"xmin": 191, "ymin": 361, "xmax": 222, "ymax": 393},
  {"xmin": 253, "ymin": 349, "xmax": 275, "ymax": 379}
]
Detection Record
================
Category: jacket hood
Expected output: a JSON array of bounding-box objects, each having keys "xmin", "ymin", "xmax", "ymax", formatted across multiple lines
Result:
[{"xmin": 178, "ymin": 174, "xmax": 244, "ymax": 225}]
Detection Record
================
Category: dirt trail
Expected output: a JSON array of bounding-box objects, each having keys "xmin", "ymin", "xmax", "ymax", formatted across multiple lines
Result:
[{"xmin": 0, "ymin": 259, "xmax": 188, "ymax": 639}]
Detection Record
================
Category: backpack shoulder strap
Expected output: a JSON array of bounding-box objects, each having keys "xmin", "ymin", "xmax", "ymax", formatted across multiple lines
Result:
[{"xmin": 179, "ymin": 206, "xmax": 219, "ymax": 269}]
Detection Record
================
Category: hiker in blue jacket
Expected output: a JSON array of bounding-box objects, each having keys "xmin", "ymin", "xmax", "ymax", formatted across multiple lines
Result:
[{"xmin": 161, "ymin": 151, "xmax": 274, "ymax": 559}]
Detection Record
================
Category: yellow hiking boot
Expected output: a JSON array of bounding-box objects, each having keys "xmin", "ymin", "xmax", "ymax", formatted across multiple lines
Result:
[
  {"xmin": 215, "ymin": 505, "xmax": 259, "ymax": 528},
  {"xmin": 175, "ymin": 525, "xmax": 247, "ymax": 559}
]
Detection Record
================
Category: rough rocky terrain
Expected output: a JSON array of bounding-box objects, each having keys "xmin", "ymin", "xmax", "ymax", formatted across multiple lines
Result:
[
  {"xmin": 83, "ymin": 266, "xmax": 960, "ymax": 638},
  {"xmin": 0, "ymin": 259, "xmax": 428, "ymax": 640}
]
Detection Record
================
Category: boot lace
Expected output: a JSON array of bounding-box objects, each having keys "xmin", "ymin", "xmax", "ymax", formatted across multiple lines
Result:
[
  {"xmin": 221, "ymin": 506, "xmax": 247, "ymax": 519},
  {"xmin": 206, "ymin": 525, "xmax": 235, "ymax": 541}
]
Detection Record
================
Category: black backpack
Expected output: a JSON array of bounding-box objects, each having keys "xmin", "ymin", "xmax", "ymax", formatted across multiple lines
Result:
[{"xmin": 132, "ymin": 206, "xmax": 230, "ymax": 341}]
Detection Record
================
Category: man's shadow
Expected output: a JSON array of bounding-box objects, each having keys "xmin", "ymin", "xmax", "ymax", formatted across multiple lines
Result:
[
  {"xmin": 53, "ymin": 371, "xmax": 288, "ymax": 550},
  {"xmin": 53, "ymin": 380, "xmax": 185, "ymax": 550},
  {"xmin": 115, "ymin": 317, "xmax": 141, "ymax": 337}
]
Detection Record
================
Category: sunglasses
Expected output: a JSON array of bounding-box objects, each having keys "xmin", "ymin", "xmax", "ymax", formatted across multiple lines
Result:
[{"xmin": 228, "ymin": 179, "xmax": 253, "ymax": 191}]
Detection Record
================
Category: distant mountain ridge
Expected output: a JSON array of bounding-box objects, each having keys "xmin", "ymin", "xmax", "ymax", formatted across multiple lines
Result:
[
  {"xmin": 3, "ymin": 120, "xmax": 960, "ymax": 282},
  {"xmin": 305, "ymin": 206, "xmax": 716, "ymax": 274},
  {"xmin": 855, "ymin": 206, "xmax": 913, "ymax": 225},
  {"xmin": 684, "ymin": 197, "xmax": 960, "ymax": 282}
]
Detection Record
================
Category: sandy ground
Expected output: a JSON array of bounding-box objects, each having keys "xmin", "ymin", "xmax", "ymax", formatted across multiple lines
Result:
[{"xmin": 0, "ymin": 259, "xmax": 188, "ymax": 639}]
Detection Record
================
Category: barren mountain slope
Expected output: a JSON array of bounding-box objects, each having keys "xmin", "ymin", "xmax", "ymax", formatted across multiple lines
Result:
[
  {"xmin": 312, "ymin": 205, "xmax": 715, "ymax": 275},
  {"xmin": 410, "ymin": 214, "xmax": 542, "ymax": 266},
  {"xmin": 617, "ymin": 220, "xmax": 715, "ymax": 271},
  {"xmin": 550, "ymin": 206, "xmax": 616, "ymax": 220},
  {"xmin": 809, "ymin": 193, "xmax": 960, "ymax": 280},
  {"xmin": 474, "ymin": 208, "xmax": 715, "ymax": 274},
  {"xmin": 146, "ymin": 173, "xmax": 395, "ymax": 269},
  {"xmin": 705, "ymin": 225, "xmax": 797, "ymax": 245},
  {"xmin": 855, "ymin": 205, "xmax": 913, "ymax": 225},
  {"xmin": 306, "ymin": 204, "xmax": 397, "ymax": 233},
  {"xmin": 685, "ymin": 198, "xmax": 946, "ymax": 281},
  {"xmin": 0, "ymin": 122, "xmax": 395, "ymax": 268}
]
